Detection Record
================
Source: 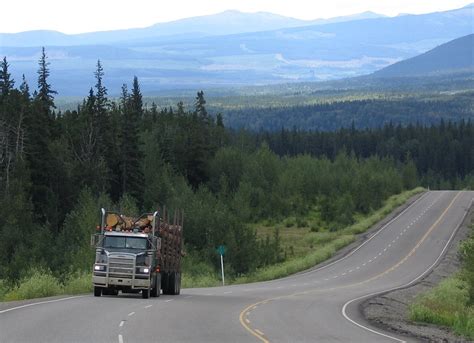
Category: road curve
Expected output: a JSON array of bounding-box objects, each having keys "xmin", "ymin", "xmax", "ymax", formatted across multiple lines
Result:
[{"xmin": 1, "ymin": 191, "xmax": 472, "ymax": 343}]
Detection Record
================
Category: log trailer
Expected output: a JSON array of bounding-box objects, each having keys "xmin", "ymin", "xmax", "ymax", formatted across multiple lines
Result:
[{"xmin": 92, "ymin": 207, "xmax": 183, "ymax": 299}]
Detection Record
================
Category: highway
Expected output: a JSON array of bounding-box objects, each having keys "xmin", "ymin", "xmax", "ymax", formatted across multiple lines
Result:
[{"xmin": 1, "ymin": 191, "xmax": 472, "ymax": 343}]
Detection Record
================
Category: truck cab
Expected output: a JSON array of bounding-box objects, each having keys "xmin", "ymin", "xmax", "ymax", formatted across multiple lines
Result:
[{"xmin": 93, "ymin": 230, "xmax": 160, "ymax": 298}]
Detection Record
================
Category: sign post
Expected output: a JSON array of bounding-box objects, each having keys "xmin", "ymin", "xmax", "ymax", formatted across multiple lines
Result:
[{"xmin": 217, "ymin": 245, "xmax": 226, "ymax": 286}]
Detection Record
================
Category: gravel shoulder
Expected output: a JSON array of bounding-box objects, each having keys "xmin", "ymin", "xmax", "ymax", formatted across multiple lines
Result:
[{"xmin": 362, "ymin": 196, "xmax": 474, "ymax": 342}]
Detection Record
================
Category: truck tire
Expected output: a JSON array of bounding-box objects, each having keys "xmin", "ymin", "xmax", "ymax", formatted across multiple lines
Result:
[
  {"xmin": 175, "ymin": 273, "xmax": 181, "ymax": 295},
  {"xmin": 94, "ymin": 286, "xmax": 102, "ymax": 297},
  {"xmin": 151, "ymin": 274, "xmax": 161, "ymax": 297},
  {"xmin": 142, "ymin": 287, "xmax": 150, "ymax": 299},
  {"xmin": 168, "ymin": 272, "xmax": 176, "ymax": 295},
  {"xmin": 167, "ymin": 272, "xmax": 180, "ymax": 295},
  {"xmin": 162, "ymin": 272, "xmax": 170, "ymax": 295}
]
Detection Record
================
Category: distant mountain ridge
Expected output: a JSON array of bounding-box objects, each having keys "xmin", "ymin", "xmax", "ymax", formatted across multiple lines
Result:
[
  {"xmin": 373, "ymin": 34, "xmax": 474, "ymax": 77},
  {"xmin": 0, "ymin": 10, "xmax": 386, "ymax": 47}
]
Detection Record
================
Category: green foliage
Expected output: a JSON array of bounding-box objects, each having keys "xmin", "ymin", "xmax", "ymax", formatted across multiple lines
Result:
[
  {"xmin": 409, "ymin": 220, "xmax": 474, "ymax": 340},
  {"xmin": 56, "ymin": 189, "xmax": 111, "ymax": 274},
  {"xmin": 222, "ymin": 93, "xmax": 473, "ymax": 132},
  {"xmin": 0, "ymin": 279, "xmax": 9, "ymax": 300},
  {"xmin": 181, "ymin": 252, "xmax": 220, "ymax": 288},
  {"xmin": 5, "ymin": 268, "xmax": 62, "ymax": 301},
  {"xmin": 63, "ymin": 271, "xmax": 93, "ymax": 295},
  {"xmin": 410, "ymin": 277, "xmax": 474, "ymax": 339},
  {"xmin": 459, "ymin": 224, "xmax": 474, "ymax": 304}
]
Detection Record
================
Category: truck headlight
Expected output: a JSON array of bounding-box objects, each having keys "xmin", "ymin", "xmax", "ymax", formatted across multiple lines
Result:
[
  {"xmin": 94, "ymin": 264, "xmax": 106, "ymax": 271},
  {"xmin": 137, "ymin": 267, "xmax": 150, "ymax": 273}
]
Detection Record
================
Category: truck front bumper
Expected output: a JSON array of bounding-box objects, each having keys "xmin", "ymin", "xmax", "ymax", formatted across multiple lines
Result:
[{"xmin": 93, "ymin": 275, "xmax": 150, "ymax": 289}]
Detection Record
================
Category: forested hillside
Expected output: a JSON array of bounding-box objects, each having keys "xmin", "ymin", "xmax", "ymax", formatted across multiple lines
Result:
[
  {"xmin": 0, "ymin": 51, "xmax": 472, "ymax": 291},
  {"xmin": 221, "ymin": 93, "xmax": 474, "ymax": 131}
]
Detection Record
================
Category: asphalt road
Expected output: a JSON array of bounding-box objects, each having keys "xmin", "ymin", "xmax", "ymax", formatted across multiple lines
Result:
[{"xmin": 1, "ymin": 191, "xmax": 472, "ymax": 343}]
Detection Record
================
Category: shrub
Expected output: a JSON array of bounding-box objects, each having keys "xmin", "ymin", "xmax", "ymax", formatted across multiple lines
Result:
[
  {"xmin": 296, "ymin": 218, "xmax": 308, "ymax": 228},
  {"xmin": 63, "ymin": 272, "xmax": 93, "ymax": 294},
  {"xmin": 410, "ymin": 277, "xmax": 474, "ymax": 338},
  {"xmin": 0, "ymin": 279, "xmax": 9, "ymax": 301},
  {"xmin": 5, "ymin": 268, "xmax": 63, "ymax": 301}
]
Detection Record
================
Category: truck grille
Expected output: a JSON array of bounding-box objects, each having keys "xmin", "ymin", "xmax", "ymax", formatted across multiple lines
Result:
[{"xmin": 108, "ymin": 256, "xmax": 134, "ymax": 278}]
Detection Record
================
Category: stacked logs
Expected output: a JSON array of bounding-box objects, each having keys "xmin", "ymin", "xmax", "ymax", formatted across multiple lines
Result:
[
  {"xmin": 158, "ymin": 208, "xmax": 183, "ymax": 273},
  {"xmin": 105, "ymin": 213, "xmax": 155, "ymax": 232}
]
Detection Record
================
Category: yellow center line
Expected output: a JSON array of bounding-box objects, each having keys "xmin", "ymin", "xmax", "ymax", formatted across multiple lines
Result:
[{"xmin": 238, "ymin": 192, "xmax": 462, "ymax": 342}]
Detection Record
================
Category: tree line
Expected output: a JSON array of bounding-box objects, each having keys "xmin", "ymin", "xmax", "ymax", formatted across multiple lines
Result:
[
  {"xmin": 0, "ymin": 50, "xmax": 470, "ymax": 284},
  {"xmin": 246, "ymin": 120, "xmax": 473, "ymax": 189}
]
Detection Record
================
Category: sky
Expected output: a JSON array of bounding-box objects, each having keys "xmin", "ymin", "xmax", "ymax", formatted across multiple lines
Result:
[{"xmin": 2, "ymin": 0, "xmax": 472, "ymax": 34}]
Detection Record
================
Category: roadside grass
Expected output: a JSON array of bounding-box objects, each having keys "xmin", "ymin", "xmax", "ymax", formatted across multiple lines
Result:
[
  {"xmin": 0, "ymin": 187, "xmax": 423, "ymax": 301},
  {"xmin": 410, "ymin": 277, "xmax": 474, "ymax": 339},
  {"xmin": 181, "ymin": 253, "xmax": 221, "ymax": 288},
  {"xmin": 1, "ymin": 269, "xmax": 93, "ymax": 302},
  {"xmin": 0, "ymin": 279, "xmax": 9, "ymax": 300},
  {"xmin": 409, "ymin": 219, "xmax": 474, "ymax": 340},
  {"xmin": 3, "ymin": 269, "xmax": 63, "ymax": 301}
]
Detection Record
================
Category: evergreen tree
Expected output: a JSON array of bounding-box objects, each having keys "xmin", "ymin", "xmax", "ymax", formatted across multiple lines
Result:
[
  {"xmin": 92, "ymin": 60, "xmax": 113, "ymax": 193},
  {"xmin": 36, "ymin": 47, "xmax": 56, "ymax": 111},
  {"xmin": 25, "ymin": 47, "xmax": 58, "ymax": 226},
  {"xmin": 118, "ymin": 77, "xmax": 144, "ymax": 201},
  {"xmin": 19, "ymin": 75, "xmax": 30, "ymax": 98},
  {"xmin": 94, "ymin": 60, "xmax": 107, "ymax": 114},
  {"xmin": 194, "ymin": 90, "xmax": 208, "ymax": 120},
  {"xmin": 0, "ymin": 57, "xmax": 14, "ymax": 97}
]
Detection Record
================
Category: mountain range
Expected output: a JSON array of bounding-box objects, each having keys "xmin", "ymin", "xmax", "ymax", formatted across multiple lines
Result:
[
  {"xmin": 0, "ymin": 4, "xmax": 472, "ymax": 95},
  {"xmin": 0, "ymin": 10, "xmax": 387, "ymax": 47}
]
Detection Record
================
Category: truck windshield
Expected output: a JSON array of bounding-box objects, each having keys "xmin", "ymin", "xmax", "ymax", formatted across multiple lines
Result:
[{"xmin": 103, "ymin": 236, "xmax": 147, "ymax": 250}]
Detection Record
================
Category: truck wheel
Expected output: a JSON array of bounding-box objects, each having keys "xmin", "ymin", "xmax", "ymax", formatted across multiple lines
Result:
[
  {"xmin": 142, "ymin": 287, "xmax": 150, "ymax": 299},
  {"xmin": 94, "ymin": 286, "xmax": 102, "ymax": 297},
  {"xmin": 151, "ymin": 274, "xmax": 161, "ymax": 297},
  {"xmin": 162, "ymin": 272, "xmax": 169, "ymax": 295},
  {"xmin": 176, "ymin": 273, "xmax": 181, "ymax": 295},
  {"xmin": 168, "ymin": 272, "xmax": 176, "ymax": 295}
]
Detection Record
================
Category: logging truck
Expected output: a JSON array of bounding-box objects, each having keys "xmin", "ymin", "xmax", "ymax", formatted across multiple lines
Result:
[{"xmin": 91, "ymin": 208, "xmax": 183, "ymax": 299}]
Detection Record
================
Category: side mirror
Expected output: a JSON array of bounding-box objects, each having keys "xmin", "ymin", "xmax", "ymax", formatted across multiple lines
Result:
[{"xmin": 91, "ymin": 234, "xmax": 102, "ymax": 248}]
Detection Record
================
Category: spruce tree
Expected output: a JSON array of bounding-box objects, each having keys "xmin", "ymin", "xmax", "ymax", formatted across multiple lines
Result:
[
  {"xmin": 0, "ymin": 57, "xmax": 15, "ymax": 97},
  {"xmin": 194, "ymin": 90, "xmax": 208, "ymax": 120},
  {"xmin": 25, "ymin": 47, "xmax": 58, "ymax": 226},
  {"xmin": 118, "ymin": 77, "xmax": 143, "ymax": 201},
  {"xmin": 36, "ymin": 47, "xmax": 57, "ymax": 111}
]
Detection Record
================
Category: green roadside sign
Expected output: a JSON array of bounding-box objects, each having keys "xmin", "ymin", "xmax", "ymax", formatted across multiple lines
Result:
[{"xmin": 217, "ymin": 245, "xmax": 226, "ymax": 256}]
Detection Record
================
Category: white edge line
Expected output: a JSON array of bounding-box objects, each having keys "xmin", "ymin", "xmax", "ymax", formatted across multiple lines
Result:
[
  {"xmin": 0, "ymin": 296, "xmax": 85, "ymax": 314},
  {"xmin": 119, "ymin": 321, "xmax": 125, "ymax": 327},
  {"xmin": 342, "ymin": 191, "xmax": 469, "ymax": 343},
  {"xmin": 118, "ymin": 334, "xmax": 124, "ymax": 343}
]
